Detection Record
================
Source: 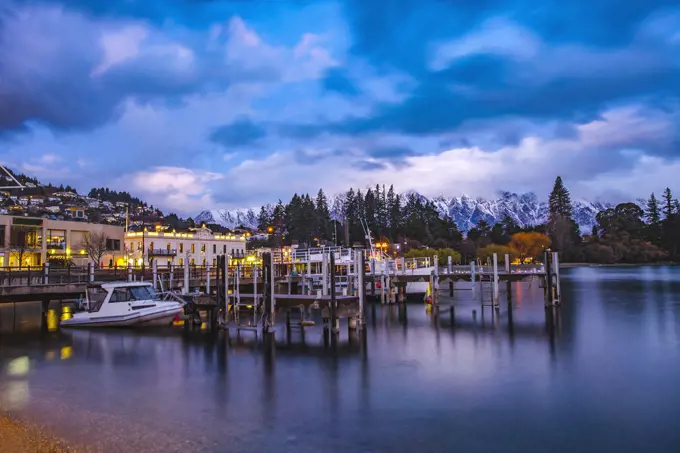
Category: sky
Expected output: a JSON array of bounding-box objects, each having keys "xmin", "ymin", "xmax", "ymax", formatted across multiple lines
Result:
[{"xmin": 0, "ymin": 0, "xmax": 679, "ymax": 215}]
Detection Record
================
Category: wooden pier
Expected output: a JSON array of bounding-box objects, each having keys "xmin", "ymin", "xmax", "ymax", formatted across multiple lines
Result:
[{"xmin": 1, "ymin": 248, "xmax": 562, "ymax": 335}]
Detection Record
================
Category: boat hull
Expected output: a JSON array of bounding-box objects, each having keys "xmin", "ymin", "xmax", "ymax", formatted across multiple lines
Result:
[{"xmin": 60, "ymin": 306, "xmax": 183, "ymax": 328}]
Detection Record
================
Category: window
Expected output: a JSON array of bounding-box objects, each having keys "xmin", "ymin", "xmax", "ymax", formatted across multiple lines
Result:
[
  {"xmin": 0, "ymin": 225, "xmax": 5, "ymax": 247},
  {"xmin": 138, "ymin": 241, "xmax": 142, "ymax": 251},
  {"xmin": 149, "ymin": 241, "xmax": 154, "ymax": 251},
  {"xmin": 179, "ymin": 258, "xmax": 184, "ymax": 266},
  {"xmin": 202, "ymin": 258, "xmax": 206, "ymax": 266},
  {"xmin": 129, "ymin": 286, "xmax": 157, "ymax": 301},
  {"xmin": 167, "ymin": 242, "xmax": 171, "ymax": 251},
  {"xmin": 106, "ymin": 239, "xmax": 121, "ymax": 251},
  {"xmin": 223, "ymin": 245, "xmax": 226, "ymax": 254},
  {"xmin": 190, "ymin": 258, "xmax": 195, "ymax": 266},
  {"xmin": 47, "ymin": 229, "xmax": 66, "ymax": 250},
  {"xmin": 191, "ymin": 244, "xmax": 195, "ymax": 253},
  {"xmin": 213, "ymin": 244, "xmax": 216, "ymax": 254},
  {"xmin": 212, "ymin": 258, "xmax": 217, "ymax": 266},
  {"xmin": 109, "ymin": 288, "xmax": 132, "ymax": 303},
  {"xmin": 201, "ymin": 244, "xmax": 206, "ymax": 253},
  {"xmin": 179, "ymin": 243, "xmax": 184, "ymax": 253}
]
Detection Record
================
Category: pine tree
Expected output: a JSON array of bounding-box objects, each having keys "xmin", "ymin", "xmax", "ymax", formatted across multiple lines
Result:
[
  {"xmin": 646, "ymin": 193, "xmax": 661, "ymax": 224},
  {"xmin": 257, "ymin": 205, "xmax": 271, "ymax": 231},
  {"xmin": 548, "ymin": 176, "xmax": 573, "ymax": 221},
  {"xmin": 315, "ymin": 189, "xmax": 331, "ymax": 242},
  {"xmin": 662, "ymin": 188, "xmax": 674, "ymax": 220}
]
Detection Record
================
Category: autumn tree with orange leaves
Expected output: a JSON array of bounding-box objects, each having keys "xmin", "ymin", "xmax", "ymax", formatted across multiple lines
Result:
[{"xmin": 509, "ymin": 232, "xmax": 551, "ymax": 262}]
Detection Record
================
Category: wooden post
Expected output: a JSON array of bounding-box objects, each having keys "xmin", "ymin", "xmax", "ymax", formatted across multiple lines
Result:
[
  {"xmin": 470, "ymin": 261, "xmax": 476, "ymax": 298},
  {"xmin": 492, "ymin": 253, "xmax": 499, "ymax": 307},
  {"xmin": 447, "ymin": 255, "xmax": 452, "ymax": 274},
  {"xmin": 370, "ymin": 258, "xmax": 376, "ymax": 296},
  {"xmin": 253, "ymin": 265, "xmax": 258, "ymax": 327},
  {"xmin": 504, "ymin": 254, "xmax": 510, "ymax": 274},
  {"xmin": 544, "ymin": 250, "xmax": 553, "ymax": 305},
  {"xmin": 433, "ymin": 255, "xmax": 439, "ymax": 306},
  {"xmin": 330, "ymin": 252, "xmax": 337, "ymax": 334},
  {"xmin": 224, "ymin": 255, "xmax": 230, "ymax": 322},
  {"xmin": 322, "ymin": 252, "xmax": 329, "ymax": 296},
  {"xmin": 357, "ymin": 249, "xmax": 365, "ymax": 327},
  {"xmin": 552, "ymin": 251, "xmax": 561, "ymax": 304},
  {"xmin": 88, "ymin": 262, "xmax": 95, "ymax": 283},
  {"xmin": 400, "ymin": 257, "xmax": 406, "ymax": 274},
  {"xmin": 306, "ymin": 256, "xmax": 312, "ymax": 295},
  {"xmin": 43, "ymin": 262, "xmax": 49, "ymax": 285},
  {"xmin": 205, "ymin": 263, "xmax": 210, "ymax": 294},
  {"xmin": 270, "ymin": 253, "xmax": 276, "ymax": 330},
  {"xmin": 169, "ymin": 264, "xmax": 174, "ymax": 290},
  {"xmin": 152, "ymin": 259, "xmax": 158, "ymax": 290},
  {"xmin": 127, "ymin": 263, "xmax": 132, "ymax": 283},
  {"xmin": 183, "ymin": 261, "xmax": 190, "ymax": 294}
]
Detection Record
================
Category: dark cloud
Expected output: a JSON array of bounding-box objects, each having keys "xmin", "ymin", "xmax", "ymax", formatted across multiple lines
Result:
[
  {"xmin": 368, "ymin": 146, "xmax": 416, "ymax": 159},
  {"xmin": 354, "ymin": 160, "xmax": 387, "ymax": 171},
  {"xmin": 209, "ymin": 117, "xmax": 267, "ymax": 148},
  {"xmin": 321, "ymin": 68, "xmax": 362, "ymax": 97},
  {"xmin": 0, "ymin": 2, "xmax": 283, "ymax": 134}
]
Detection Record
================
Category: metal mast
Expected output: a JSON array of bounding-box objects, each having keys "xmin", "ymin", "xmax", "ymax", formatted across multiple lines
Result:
[{"xmin": 0, "ymin": 164, "xmax": 24, "ymax": 190}]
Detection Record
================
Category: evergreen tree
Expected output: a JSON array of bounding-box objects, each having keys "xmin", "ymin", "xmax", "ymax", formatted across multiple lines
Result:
[
  {"xmin": 548, "ymin": 176, "xmax": 573, "ymax": 220},
  {"xmin": 662, "ymin": 188, "xmax": 674, "ymax": 220},
  {"xmin": 257, "ymin": 206, "xmax": 271, "ymax": 231},
  {"xmin": 646, "ymin": 193, "xmax": 661, "ymax": 224},
  {"xmin": 315, "ymin": 189, "xmax": 331, "ymax": 242}
]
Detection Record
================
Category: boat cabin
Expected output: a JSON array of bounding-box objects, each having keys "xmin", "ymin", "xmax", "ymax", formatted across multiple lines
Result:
[{"xmin": 85, "ymin": 282, "xmax": 160, "ymax": 313}]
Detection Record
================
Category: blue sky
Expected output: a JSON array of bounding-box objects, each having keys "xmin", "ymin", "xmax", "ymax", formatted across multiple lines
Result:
[{"xmin": 1, "ymin": 0, "xmax": 679, "ymax": 215}]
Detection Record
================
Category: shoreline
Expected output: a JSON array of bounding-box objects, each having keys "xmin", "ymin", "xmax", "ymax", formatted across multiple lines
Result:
[{"xmin": 0, "ymin": 413, "xmax": 76, "ymax": 453}]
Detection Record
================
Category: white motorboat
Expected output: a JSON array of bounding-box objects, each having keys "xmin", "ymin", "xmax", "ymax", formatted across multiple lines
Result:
[{"xmin": 60, "ymin": 282, "xmax": 184, "ymax": 328}]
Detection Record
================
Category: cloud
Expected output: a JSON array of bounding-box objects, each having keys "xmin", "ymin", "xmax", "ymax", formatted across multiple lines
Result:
[
  {"xmin": 209, "ymin": 116, "xmax": 267, "ymax": 148},
  {"xmin": 0, "ymin": 4, "xmax": 337, "ymax": 134},
  {"xmin": 322, "ymin": 68, "xmax": 362, "ymax": 97},
  {"xmin": 1, "ymin": 0, "xmax": 679, "ymax": 215},
  {"xmin": 121, "ymin": 166, "xmax": 222, "ymax": 213}
]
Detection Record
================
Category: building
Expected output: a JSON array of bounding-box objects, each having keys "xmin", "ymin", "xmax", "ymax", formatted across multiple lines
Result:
[
  {"xmin": 124, "ymin": 225, "xmax": 247, "ymax": 268},
  {"xmin": 0, "ymin": 215, "xmax": 125, "ymax": 267}
]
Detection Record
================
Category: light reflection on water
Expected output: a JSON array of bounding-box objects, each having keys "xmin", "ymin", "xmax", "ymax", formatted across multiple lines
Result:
[{"xmin": 0, "ymin": 267, "xmax": 679, "ymax": 453}]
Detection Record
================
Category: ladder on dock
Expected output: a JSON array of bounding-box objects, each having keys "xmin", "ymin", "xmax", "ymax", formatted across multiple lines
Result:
[{"xmin": 232, "ymin": 264, "xmax": 263, "ymax": 332}]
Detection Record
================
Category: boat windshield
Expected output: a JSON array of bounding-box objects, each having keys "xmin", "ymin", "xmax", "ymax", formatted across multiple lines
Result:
[
  {"xmin": 129, "ymin": 286, "xmax": 159, "ymax": 301},
  {"xmin": 87, "ymin": 286, "xmax": 108, "ymax": 312}
]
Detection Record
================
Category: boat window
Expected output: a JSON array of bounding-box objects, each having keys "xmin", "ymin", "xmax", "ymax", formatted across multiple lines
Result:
[
  {"xmin": 129, "ymin": 286, "xmax": 158, "ymax": 301},
  {"xmin": 87, "ymin": 287, "xmax": 108, "ymax": 312},
  {"xmin": 109, "ymin": 288, "xmax": 132, "ymax": 303}
]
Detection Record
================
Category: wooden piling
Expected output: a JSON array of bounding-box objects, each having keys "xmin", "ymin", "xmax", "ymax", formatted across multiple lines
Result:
[{"xmin": 329, "ymin": 252, "xmax": 338, "ymax": 334}]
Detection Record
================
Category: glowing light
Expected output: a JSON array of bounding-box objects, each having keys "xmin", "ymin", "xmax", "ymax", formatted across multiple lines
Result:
[
  {"xmin": 60, "ymin": 346, "xmax": 73, "ymax": 360},
  {"xmin": 6, "ymin": 357, "xmax": 29, "ymax": 377}
]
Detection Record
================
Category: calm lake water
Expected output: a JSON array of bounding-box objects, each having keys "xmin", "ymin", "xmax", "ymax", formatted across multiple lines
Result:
[{"xmin": 1, "ymin": 266, "xmax": 679, "ymax": 452}]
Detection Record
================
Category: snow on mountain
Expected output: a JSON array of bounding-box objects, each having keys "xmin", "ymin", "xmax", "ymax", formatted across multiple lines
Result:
[
  {"xmin": 194, "ymin": 209, "xmax": 259, "ymax": 230},
  {"xmin": 196, "ymin": 191, "xmax": 615, "ymax": 233}
]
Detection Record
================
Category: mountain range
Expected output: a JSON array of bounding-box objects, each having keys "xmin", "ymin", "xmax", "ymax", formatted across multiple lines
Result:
[{"xmin": 194, "ymin": 191, "xmax": 617, "ymax": 233}]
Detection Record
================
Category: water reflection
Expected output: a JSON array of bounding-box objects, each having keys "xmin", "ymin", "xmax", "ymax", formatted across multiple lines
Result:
[{"xmin": 0, "ymin": 267, "xmax": 679, "ymax": 452}]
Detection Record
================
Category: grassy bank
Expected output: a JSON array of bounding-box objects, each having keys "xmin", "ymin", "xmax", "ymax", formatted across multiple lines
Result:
[{"xmin": 0, "ymin": 414, "xmax": 74, "ymax": 453}]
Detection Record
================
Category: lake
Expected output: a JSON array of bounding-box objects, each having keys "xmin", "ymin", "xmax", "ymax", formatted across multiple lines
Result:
[{"xmin": 1, "ymin": 266, "xmax": 679, "ymax": 452}]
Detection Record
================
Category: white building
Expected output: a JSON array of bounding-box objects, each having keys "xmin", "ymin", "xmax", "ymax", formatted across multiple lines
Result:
[{"xmin": 124, "ymin": 225, "xmax": 247, "ymax": 268}]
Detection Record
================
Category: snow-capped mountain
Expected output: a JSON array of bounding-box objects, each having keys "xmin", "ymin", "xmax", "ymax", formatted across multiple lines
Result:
[
  {"xmin": 195, "ymin": 191, "xmax": 614, "ymax": 233},
  {"xmin": 194, "ymin": 209, "xmax": 259, "ymax": 230},
  {"xmin": 432, "ymin": 192, "xmax": 612, "ymax": 233}
]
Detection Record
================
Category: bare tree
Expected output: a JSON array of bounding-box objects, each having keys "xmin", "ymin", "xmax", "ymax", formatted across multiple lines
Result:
[
  {"xmin": 81, "ymin": 231, "xmax": 108, "ymax": 268},
  {"xmin": 8, "ymin": 225, "xmax": 38, "ymax": 268}
]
